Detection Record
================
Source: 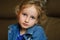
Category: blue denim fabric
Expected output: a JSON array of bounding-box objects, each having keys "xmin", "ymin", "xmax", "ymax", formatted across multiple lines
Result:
[{"xmin": 8, "ymin": 23, "xmax": 47, "ymax": 40}]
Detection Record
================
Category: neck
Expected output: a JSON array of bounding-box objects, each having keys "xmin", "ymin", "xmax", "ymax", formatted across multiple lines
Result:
[{"xmin": 20, "ymin": 28, "xmax": 27, "ymax": 35}]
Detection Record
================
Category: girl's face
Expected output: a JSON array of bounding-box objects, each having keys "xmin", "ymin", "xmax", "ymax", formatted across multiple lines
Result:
[{"xmin": 18, "ymin": 5, "xmax": 38, "ymax": 29}]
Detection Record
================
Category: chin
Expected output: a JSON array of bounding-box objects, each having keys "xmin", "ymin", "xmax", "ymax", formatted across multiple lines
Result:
[{"xmin": 21, "ymin": 25, "xmax": 30, "ymax": 29}]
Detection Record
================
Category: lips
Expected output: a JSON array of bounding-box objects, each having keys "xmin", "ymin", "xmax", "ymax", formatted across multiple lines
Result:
[{"xmin": 23, "ymin": 23, "xmax": 28, "ymax": 26}]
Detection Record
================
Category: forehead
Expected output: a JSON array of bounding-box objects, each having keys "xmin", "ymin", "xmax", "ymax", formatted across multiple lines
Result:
[
  {"xmin": 21, "ymin": 4, "xmax": 35, "ymax": 10},
  {"xmin": 20, "ymin": 4, "xmax": 41, "ymax": 15},
  {"xmin": 21, "ymin": 5, "xmax": 38, "ymax": 17},
  {"xmin": 21, "ymin": 4, "xmax": 38, "ymax": 13}
]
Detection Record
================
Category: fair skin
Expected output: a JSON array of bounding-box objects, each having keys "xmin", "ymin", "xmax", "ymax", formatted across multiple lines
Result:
[{"xmin": 18, "ymin": 5, "xmax": 39, "ymax": 35}]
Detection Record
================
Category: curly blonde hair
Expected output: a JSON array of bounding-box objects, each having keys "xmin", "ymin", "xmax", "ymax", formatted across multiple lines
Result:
[{"xmin": 15, "ymin": 0, "xmax": 47, "ymax": 27}]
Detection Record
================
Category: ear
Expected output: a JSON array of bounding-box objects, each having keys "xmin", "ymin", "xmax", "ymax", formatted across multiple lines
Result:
[
  {"xmin": 16, "ymin": 11, "xmax": 21, "ymax": 20},
  {"xmin": 16, "ymin": 11, "xmax": 20, "ymax": 16},
  {"xmin": 15, "ymin": 5, "xmax": 20, "ymax": 15}
]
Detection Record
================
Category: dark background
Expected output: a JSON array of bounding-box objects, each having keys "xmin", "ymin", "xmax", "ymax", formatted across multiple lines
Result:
[{"xmin": 0, "ymin": 0, "xmax": 60, "ymax": 40}]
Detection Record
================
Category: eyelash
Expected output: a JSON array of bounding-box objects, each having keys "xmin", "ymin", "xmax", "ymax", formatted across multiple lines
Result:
[
  {"xmin": 31, "ymin": 16, "xmax": 35, "ymax": 19},
  {"xmin": 22, "ymin": 13, "xmax": 27, "ymax": 16}
]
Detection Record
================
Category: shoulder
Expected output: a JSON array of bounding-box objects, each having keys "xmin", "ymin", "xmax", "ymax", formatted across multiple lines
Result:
[
  {"xmin": 8, "ymin": 23, "xmax": 19, "ymax": 40},
  {"xmin": 32, "ymin": 24, "xmax": 47, "ymax": 40},
  {"xmin": 27, "ymin": 24, "xmax": 45, "ymax": 33},
  {"xmin": 34, "ymin": 24, "xmax": 46, "ymax": 35},
  {"xmin": 33, "ymin": 24, "xmax": 46, "ymax": 35},
  {"xmin": 33, "ymin": 24, "xmax": 44, "ymax": 32},
  {"xmin": 8, "ymin": 23, "xmax": 19, "ymax": 34},
  {"xmin": 8, "ymin": 23, "xmax": 18, "ymax": 30}
]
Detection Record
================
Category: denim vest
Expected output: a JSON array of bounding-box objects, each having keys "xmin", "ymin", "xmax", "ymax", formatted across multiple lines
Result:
[{"xmin": 8, "ymin": 23, "xmax": 47, "ymax": 40}]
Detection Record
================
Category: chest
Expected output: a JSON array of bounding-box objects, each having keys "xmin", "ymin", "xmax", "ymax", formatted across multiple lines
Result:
[{"xmin": 13, "ymin": 30, "xmax": 32, "ymax": 40}]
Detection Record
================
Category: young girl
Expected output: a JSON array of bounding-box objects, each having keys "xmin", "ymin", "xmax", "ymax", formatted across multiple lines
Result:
[{"xmin": 8, "ymin": 0, "xmax": 47, "ymax": 40}]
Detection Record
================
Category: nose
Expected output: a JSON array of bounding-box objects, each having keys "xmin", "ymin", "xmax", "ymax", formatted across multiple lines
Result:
[{"xmin": 25, "ymin": 17, "xmax": 30, "ymax": 23}]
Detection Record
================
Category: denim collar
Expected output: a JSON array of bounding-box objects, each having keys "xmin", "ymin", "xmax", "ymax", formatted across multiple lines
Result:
[
  {"xmin": 16, "ymin": 23, "xmax": 39, "ymax": 36},
  {"xmin": 13, "ymin": 23, "xmax": 40, "ymax": 40},
  {"xmin": 24, "ymin": 24, "xmax": 39, "ymax": 36}
]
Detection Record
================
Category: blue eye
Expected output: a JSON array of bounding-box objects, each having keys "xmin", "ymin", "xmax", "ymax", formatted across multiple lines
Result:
[
  {"xmin": 31, "ymin": 16, "xmax": 35, "ymax": 19},
  {"xmin": 22, "ymin": 13, "xmax": 27, "ymax": 16}
]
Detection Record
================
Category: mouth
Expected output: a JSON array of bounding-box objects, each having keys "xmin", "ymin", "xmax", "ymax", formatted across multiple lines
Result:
[{"xmin": 23, "ymin": 23, "xmax": 28, "ymax": 26}]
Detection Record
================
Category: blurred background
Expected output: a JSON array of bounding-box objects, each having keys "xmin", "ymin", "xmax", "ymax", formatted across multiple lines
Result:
[{"xmin": 0, "ymin": 0, "xmax": 60, "ymax": 40}]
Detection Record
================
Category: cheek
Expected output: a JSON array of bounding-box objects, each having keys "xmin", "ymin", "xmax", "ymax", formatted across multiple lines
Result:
[
  {"xmin": 29, "ymin": 20, "xmax": 37, "ymax": 25},
  {"xmin": 18, "ymin": 14, "xmax": 26, "ymax": 22},
  {"xmin": 19, "ymin": 15, "xmax": 22, "ymax": 21},
  {"xmin": 29, "ymin": 21, "xmax": 36, "ymax": 27}
]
